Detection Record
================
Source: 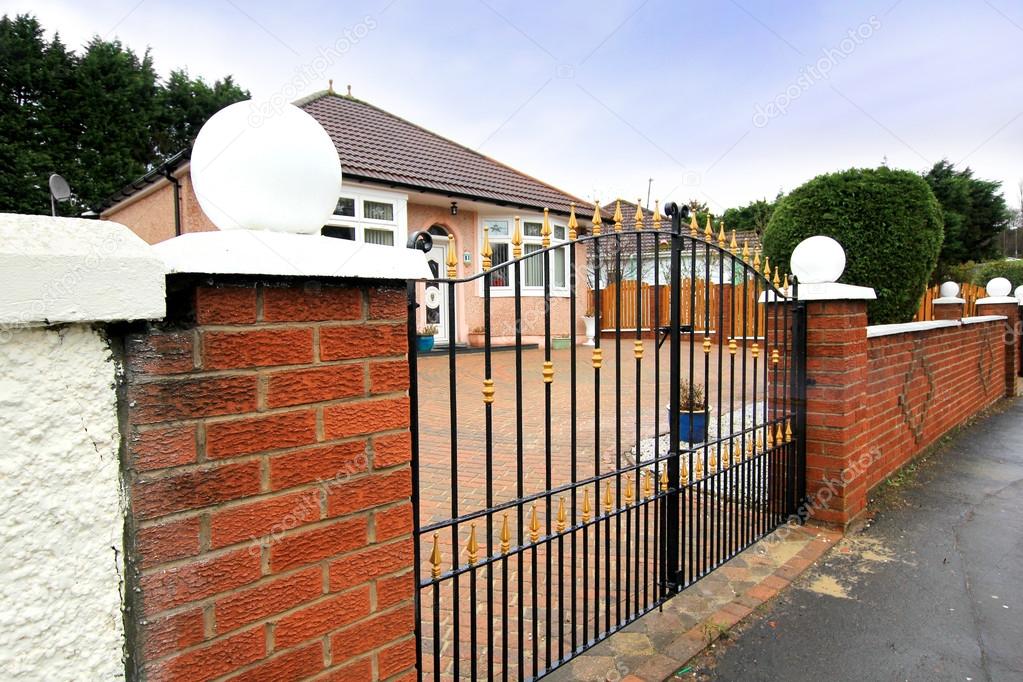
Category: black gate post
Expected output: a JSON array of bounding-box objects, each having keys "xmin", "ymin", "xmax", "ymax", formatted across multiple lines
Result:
[
  {"xmin": 662, "ymin": 202, "xmax": 684, "ymax": 591},
  {"xmin": 789, "ymin": 284, "xmax": 808, "ymax": 517}
]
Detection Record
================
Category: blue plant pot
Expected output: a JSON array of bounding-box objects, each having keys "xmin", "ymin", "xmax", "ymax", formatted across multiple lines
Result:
[
  {"xmin": 668, "ymin": 408, "xmax": 709, "ymax": 443},
  {"xmin": 416, "ymin": 335, "xmax": 435, "ymax": 352}
]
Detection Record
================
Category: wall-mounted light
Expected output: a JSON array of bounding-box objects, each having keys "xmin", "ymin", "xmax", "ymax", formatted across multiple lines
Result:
[{"xmin": 450, "ymin": 201, "xmax": 458, "ymax": 216}]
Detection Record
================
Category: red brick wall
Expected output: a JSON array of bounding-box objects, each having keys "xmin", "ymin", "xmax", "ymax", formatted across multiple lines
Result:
[
  {"xmin": 861, "ymin": 321, "xmax": 1006, "ymax": 492},
  {"xmin": 802, "ymin": 300, "xmax": 1014, "ymax": 529},
  {"xmin": 123, "ymin": 279, "xmax": 416, "ymax": 682}
]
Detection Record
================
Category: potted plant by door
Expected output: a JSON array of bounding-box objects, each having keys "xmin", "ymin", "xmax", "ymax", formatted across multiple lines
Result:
[
  {"xmin": 583, "ymin": 307, "xmax": 596, "ymax": 346},
  {"xmin": 417, "ymin": 325, "xmax": 438, "ymax": 352},
  {"xmin": 467, "ymin": 326, "xmax": 486, "ymax": 348},
  {"xmin": 669, "ymin": 379, "xmax": 709, "ymax": 443}
]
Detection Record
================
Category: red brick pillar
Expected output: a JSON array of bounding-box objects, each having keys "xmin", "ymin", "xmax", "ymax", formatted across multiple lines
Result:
[
  {"xmin": 123, "ymin": 278, "xmax": 416, "ymax": 682},
  {"xmin": 975, "ymin": 297, "xmax": 1020, "ymax": 397},
  {"xmin": 931, "ymin": 299, "xmax": 964, "ymax": 321}
]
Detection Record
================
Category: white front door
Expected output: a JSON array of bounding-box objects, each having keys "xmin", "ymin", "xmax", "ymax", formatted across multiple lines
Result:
[{"xmin": 425, "ymin": 239, "xmax": 450, "ymax": 345}]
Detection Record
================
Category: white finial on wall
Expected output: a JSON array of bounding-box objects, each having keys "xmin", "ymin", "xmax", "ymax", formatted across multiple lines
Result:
[{"xmin": 790, "ymin": 235, "xmax": 846, "ymax": 284}]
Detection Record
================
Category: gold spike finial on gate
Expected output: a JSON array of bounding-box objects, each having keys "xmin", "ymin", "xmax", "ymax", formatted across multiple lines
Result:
[
  {"xmin": 613, "ymin": 200, "xmax": 623, "ymax": 232},
  {"xmin": 773, "ymin": 269, "xmax": 781, "ymax": 289},
  {"xmin": 568, "ymin": 203, "xmax": 578, "ymax": 240},
  {"xmin": 592, "ymin": 347, "xmax": 603, "ymax": 369},
  {"xmin": 500, "ymin": 512, "xmax": 511, "ymax": 553},
  {"xmin": 482, "ymin": 378, "xmax": 495, "ymax": 404},
  {"xmin": 756, "ymin": 432, "xmax": 764, "ymax": 452},
  {"xmin": 466, "ymin": 523, "xmax": 479, "ymax": 565},
  {"xmin": 529, "ymin": 503, "xmax": 540, "ymax": 542},
  {"xmin": 643, "ymin": 471, "xmax": 654, "ymax": 499},
  {"xmin": 653, "ymin": 201, "xmax": 662, "ymax": 230},
  {"xmin": 659, "ymin": 467, "xmax": 669, "ymax": 491},
  {"xmin": 634, "ymin": 339, "xmax": 644, "ymax": 360},
  {"xmin": 512, "ymin": 216, "xmax": 523, "ymax": 259},
  {"xmin": 582, "ymin": 488, "xmax": 592, "ymax": 522},
  {"xmin": 742, "ymin": 239, "xmax": 750, "ymax": 260},
  {"xmin": 767, "ymin": 425, "xmax": 774, "ymax": 448},
  {"xmin": 783, "ymin": 273, "xmax": 790, "ymax": 290},
  {"xmin": 542, "ymin": 360, "xmax": 554, "ymax": 384},
  {"xmin": 592, "ymin": 201, "xmax": 603, "ymax": 237},
  {"xmin": 728, "ymin": 337, "xmax": 737, "ymax": 355},
  {"xmin": 753, "ymin": 248, "xmax": 761, "ymax": 270},
  {"xmin": 717, "ymin": 221, "xmax": 726, "ymax": 247},
  {"xmin": 689, "ymin": 212, "xmax": 698, "ymax": 237},
  {"xmin": 771, "ymin": 348, "xmax": 780, "ymax": 365},
  {"xmin": 786, "ymin": 418, "xmax": 793, "ymax": 443},
  {"xmin": 730, "ymin": 229, "xmax": 738, "ymax": 254},
  {"xmin": 751, "ymin": 342, "xmax": 760, "ymax": 359},
  {"xmin": 634, "ymin": 200, "xmax": 644, "ymax": 230},
  {"xmin": 694, "ymin": 456, "xmax": 704, "ymax": 480},
  {"xmin": 556, "ymin": 497, "xmax": 566, "ymax": 532},
  {"xmin": 746, "ymin": 437, "xmax": 754, "ymax": 458},
  {"xmin": 704, "ymin": 214, "xmax": 713, "ymax": 240},
  {"xmin": 446, "ymin": 236, "xmax": 458, "ymax": 278},
  {"xmin": 709, "ymin": 448, "xmax": 718, "ymax": 473},
  {"xmin": 481, "ymin": 225, "xmax": 493, "ymax": 272},
  {"xmin": 680, "ymin": 461, "xmax": 689, "ymax": 485},
  {"xmin": 624, "ymin": 474, "xmax": 634, "ymax": 505},
  {"xmin": 703, "ymin": 336, "xmax": 712, "ymax": 354},
  {"xmin": 604, "ymin": 479, "xmax": 614, "ymax": 513},
  {"xmin": 763, "ymin": 255, "xmax": 771, "ymax": 280},
  {"xmin": 775, "ymin": 423, "xmax": 784, "ymax": 445},
  {"xmin": 430, "ymin": 532, "xmax": 442, "ymax": 579},
  {"xmin": 541, "ymin": 208, "xmax": 552, "ymax": 248}
]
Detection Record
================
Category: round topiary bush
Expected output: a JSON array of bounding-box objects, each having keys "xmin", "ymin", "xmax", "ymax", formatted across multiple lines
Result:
[{"xmin": 763, "ymin": 167, "xmax": 944, "ymax": 324}]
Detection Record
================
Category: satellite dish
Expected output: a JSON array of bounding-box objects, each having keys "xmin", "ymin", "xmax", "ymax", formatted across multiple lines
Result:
[{"xmin": 49, "ymin": 174, "xmax": 71, "ymax": 216}]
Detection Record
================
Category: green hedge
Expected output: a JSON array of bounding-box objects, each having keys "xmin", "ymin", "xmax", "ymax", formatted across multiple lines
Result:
[
  {"xmin": 762, "ymin": 167, "xmax": 944, "ymax": 324},
  {"xmin": 947, "ymin": 259, "xmax": 1023, "ymax": 288}
]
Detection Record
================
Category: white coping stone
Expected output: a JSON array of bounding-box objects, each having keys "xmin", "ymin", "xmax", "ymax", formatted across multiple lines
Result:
[
  {"xmin": 975, "ymin": 296, "xmax": 1018, "ymax": 305},
  {"xmin": 932, "ymin": 297, "xmax": 965, "ymax": 305},
  {"xmin": 0, "ymin": 213, "xmax": 166, "ymax": 325},
  {"xmin": 961, "ymin": 315, "xmax": 1008, "ymax": 325},
  {"xmin": 758, "ymin": 281, "xmax": 876, "ymax": 303},
  {"xmin": 155, "ymin": 230, "xmax": 433, "ymax": 280},
  {"xmin": 866, "ymin": 319, "xmax": 960, "ymax": 338}
]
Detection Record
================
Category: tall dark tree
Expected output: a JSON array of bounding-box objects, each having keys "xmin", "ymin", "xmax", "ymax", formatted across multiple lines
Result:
[
  {"xmin": 721, "ymin": 194, "xmax": 781, "ymax": 235},
  {"xmin": 923, "ymin": 160, "xmax": 1010, "ymax": 273},
  {"xmin": 0, "ymin": 13, "xmax": 249, "ymax": 215}
]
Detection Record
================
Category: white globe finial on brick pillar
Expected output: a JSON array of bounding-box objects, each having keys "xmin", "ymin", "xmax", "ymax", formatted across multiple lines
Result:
[
  {"xmin": 939, "ymin": 281, "xmax": 960, "ymax": 298},
  {"xmin": 790, "ymin": 235, "xmax": 845, "ymax": 284},
  {"xmin": 986, "ymin": 277, "xmax": 1012, "ymax": 298},
  {"xmin": 1015, "ymin": 284, "xmax": 1023, "ymax": 301},
  {"xmin": 191, "ymin": 100, "xmax": 342, "ymax": 234}
]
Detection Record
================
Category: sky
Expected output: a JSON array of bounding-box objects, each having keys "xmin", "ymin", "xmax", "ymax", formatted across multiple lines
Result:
[{"xmin": 10, "ymin": 0, "xmax": 1023, "ymax": 211}]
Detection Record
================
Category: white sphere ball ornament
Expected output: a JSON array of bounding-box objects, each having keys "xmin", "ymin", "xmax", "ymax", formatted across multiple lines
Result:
[
  {"xmin": 1015, "ymin": 284, "xmax": 1023, "ymax": 301},
  {"xmin": 986, "ymin": 277, "xmax": 1012, "ymax": 298},
  {"xmin": 939, "ymin": 281, "xmax": 960, "ymax": 298},
  {"xmin": 190, "ymin": 101, "xmax": 342, "ymax": 234},
  {"xmin": 789, "ymin": 236, "xmax": 846, "ymax": 284}
]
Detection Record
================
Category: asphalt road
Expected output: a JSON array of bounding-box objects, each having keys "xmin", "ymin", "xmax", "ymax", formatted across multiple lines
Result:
[{"xmin": 694, "ymin": 399, "xmax": 1023, "ymax": 682}]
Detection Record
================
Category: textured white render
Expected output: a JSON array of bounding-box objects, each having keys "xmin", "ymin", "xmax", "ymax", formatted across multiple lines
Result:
[
  {"xmin": 0, "ymin": 213, "xmax": 166, "ymax": 325},
  {"xmin": 0, "ymin": 325, "xmax": 125, "ymax": 680}
]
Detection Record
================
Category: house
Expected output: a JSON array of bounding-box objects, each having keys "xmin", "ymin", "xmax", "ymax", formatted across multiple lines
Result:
[{"xmin": 99, "ymin": 88, "xmax": 605, "ymax": 347}]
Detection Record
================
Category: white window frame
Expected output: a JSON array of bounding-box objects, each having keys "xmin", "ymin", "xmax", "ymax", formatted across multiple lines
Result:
[
  {"xmin": 323, "ymin": 186, "xmax": 408, "ymax": 247},
  {"xmin": 479, "ymin": 214, "xmax": 571, "ymax": 297}
]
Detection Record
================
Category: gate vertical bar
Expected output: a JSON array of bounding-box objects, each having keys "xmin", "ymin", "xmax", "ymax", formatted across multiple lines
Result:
[
  {"xmin": 662, "ymin": 203, "xmax": 683, "ymax": 591},
  {"xmin": 406, "ymin": 279, "xmax": 423, "ymax": 681}
]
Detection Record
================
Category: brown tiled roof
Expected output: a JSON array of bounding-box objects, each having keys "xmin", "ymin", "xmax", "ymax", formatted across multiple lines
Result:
[{"xmin": 299, "ymin": 92, "xmax": 592, "ymax": 217}]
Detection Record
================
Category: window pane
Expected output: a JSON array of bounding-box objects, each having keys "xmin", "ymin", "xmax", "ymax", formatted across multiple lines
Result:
[
  {"xmin": 364, "ymin": 228, "xmax": 394, "ymax": 246},
  {"xmin": 485, "ymin": 219, "xmax": 509, "ymax": 237},
  {"xmin": 322, "ymin": 225, "xmax": 356, "ymax": 240},
  {"xmin": 363, "ymin": 200, "xmax": 394, "ymax": 221},
  {"xmin": 525, "ymin": 244, "xmax": 543, "ymax": 286},
  {"xmin": 491, "ymin": 242, "xmax": 510, "ymax": 287},
  {"xmin": 554, "ymin": 225, "xmax": 566, "ymax": 240},
  {"xmin": 524, "ymin": 221, "xmax": 542, "ymax": 237},
  {"xmin": 334, "ymin": 197, "xmax": 355, "ymax": 217},
  {"xmin": 555, "ymin": 247, "xmax": 566, "ymax": 287}
]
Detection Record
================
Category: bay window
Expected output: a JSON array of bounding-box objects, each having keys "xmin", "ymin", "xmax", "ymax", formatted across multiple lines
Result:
[{"xmin": 483, "ymin": 215, "xmax": 571, "ymax": 295}]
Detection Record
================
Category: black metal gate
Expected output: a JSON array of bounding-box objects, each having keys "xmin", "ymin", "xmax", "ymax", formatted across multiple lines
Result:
[{"xmin": 406, "ymin": 201, "xmax": 806, "ymax": 680}]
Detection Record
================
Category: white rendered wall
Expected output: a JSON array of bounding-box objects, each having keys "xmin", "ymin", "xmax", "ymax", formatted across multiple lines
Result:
[{"xmin": 0, "ymin": 325, "xmax": 125, "ymax": 680}]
